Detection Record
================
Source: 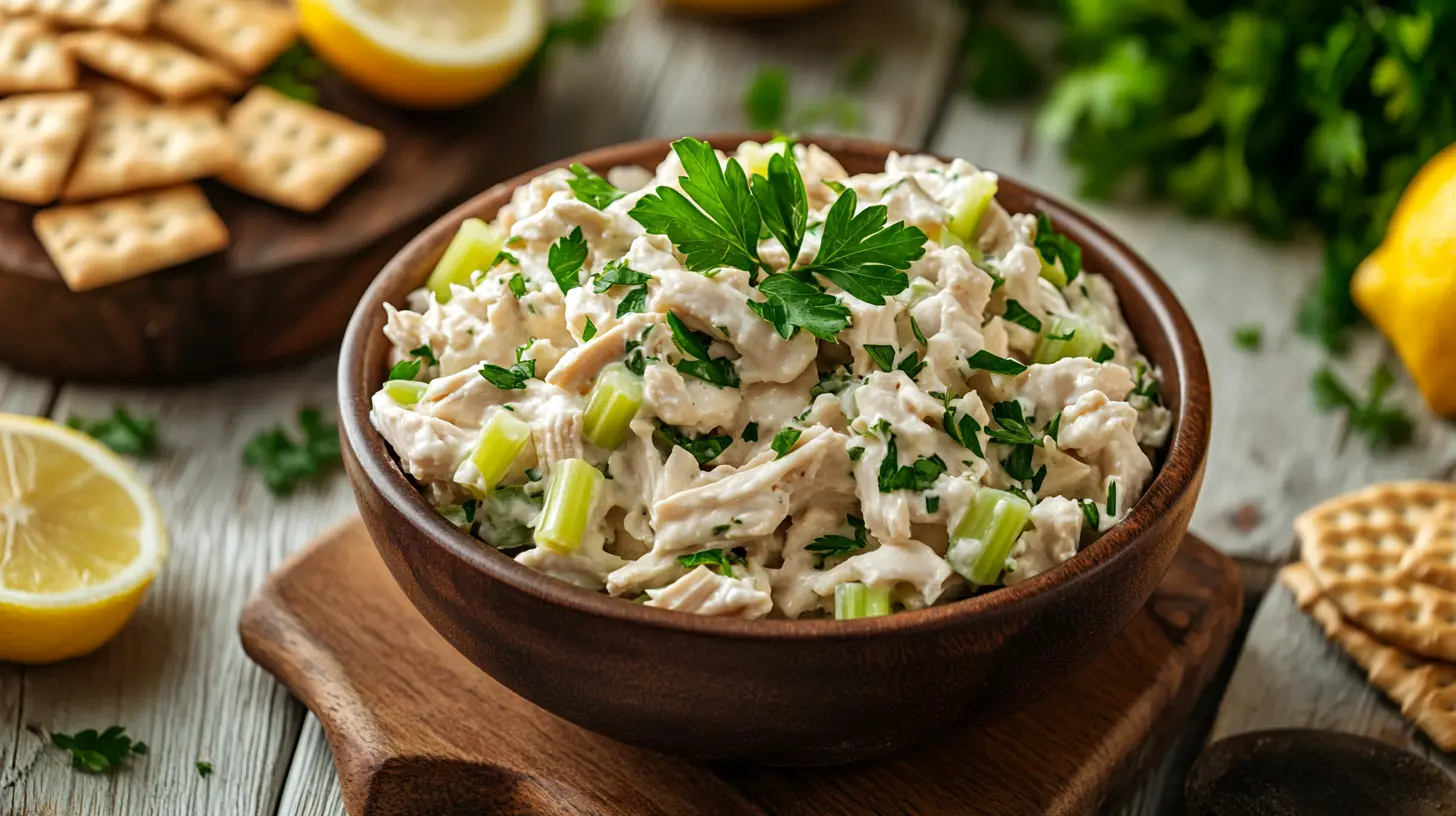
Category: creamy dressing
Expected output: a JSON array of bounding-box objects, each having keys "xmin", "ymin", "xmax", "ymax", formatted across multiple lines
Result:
[{"xmin": 372, "ymin": 141, "xmax": 1171, "ymax": 619}]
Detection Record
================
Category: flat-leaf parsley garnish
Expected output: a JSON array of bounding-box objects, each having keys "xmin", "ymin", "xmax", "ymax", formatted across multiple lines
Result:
[
  {"xmin": 548, "ymin": 227, "xmax": 589, "ymax": 294},
  {"xmin": 806, "ymin": 515, "xmax": 867, "ymax": 568},
  {"xmin": 51, "ymin": 726, "xmax": 148, "ymax": 774},
  {"xmin": 967, "ymin": 349, "xmax": 1028, "ymax": 376},
  {"xmin": 796, "ymin": 187, "xmax": 927, "ymax": 305},
  {"xmin": 479, "ymin": 344, "xmax": 537, "ymax": 390},
  {"xmin": 654, "ymin": 421, "xmax": 733, "ymax": 466},
  {"xmin": 667, "ymin": 311, "xmax": 740, "ymax": 388},
  {"xmin": 877, "ymin": 433, "xmax": 947, "ymax": 493},
  {"xmin": 750, "ymin": 150, "xmax": 808, "ymax": 263},
  {"xmin": 770, "ymin": 426, "xmax": 802, "ymax": 459},
  {"xmin": 66, "ymin": 408, "xmax": 158, "ymax": 457},
  {"xmin": 677, "ymin": 546, "xmax": 747, "ymax": 578},
  {"xmin": 631, "ymin": 137, "xmax": 763, "ymax": 275},
  {"xmin": 567, "ymin": 162, "xmax": 625, "ymax": 210},
  {"xmin": 243, "ymin": 408, "xmax": 341, "ymax": 496}
]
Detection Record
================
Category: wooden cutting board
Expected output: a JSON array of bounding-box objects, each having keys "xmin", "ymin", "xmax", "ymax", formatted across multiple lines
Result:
[
  {"xmin": 239, "ymin": 520, "xmax": 1242, "ymax": 816},
  {"xmin": 0, "ymin": 76, "xmax": 540, "ymax": 383}
]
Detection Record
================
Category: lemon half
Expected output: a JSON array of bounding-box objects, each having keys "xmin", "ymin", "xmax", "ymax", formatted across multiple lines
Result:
[
  {"xmin": 298, "ymin": 0, "xmax": 548, "ymax": 110},
  {"xmin": 0, "ymin": 415, "xmax": 167, "ymax": 664}
]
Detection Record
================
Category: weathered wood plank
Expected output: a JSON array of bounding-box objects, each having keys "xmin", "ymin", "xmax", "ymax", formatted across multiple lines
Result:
[
  {"xmin": 0, "ymin": 354, "xmax": 356, "ymax": 816},
  {"xmin": 932, "ymin": 98, "xmax": 1456, "ymax": 567},
  {"xmin": 0, "ymin": 367, "xmax": 52, "ymax": 415},
  {"xmin": 274, "ymin": 717, "xmax": 345, "ymax": 816}
]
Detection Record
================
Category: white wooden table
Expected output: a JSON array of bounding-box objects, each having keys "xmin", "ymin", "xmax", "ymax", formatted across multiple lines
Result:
[{"xmin": 5, "ymin": 2, "xmax": 1455, "ymax": 813}]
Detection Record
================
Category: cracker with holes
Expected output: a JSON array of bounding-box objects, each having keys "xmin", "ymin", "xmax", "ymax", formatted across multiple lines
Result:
[
  {"xmin": 34, "ymin": 183, "xmax": 228, "ymax": 291},
  {"xmin": 63, "ymin": 30, "xmax": 245, "ymax": 102},
  {"xmin": 1298, "ymin": 481, "xmax": 1456, "ymax": 662},
  {"xmin": 1400, "ymin": 504, "xmax": 1456, "ymax": 593},
  {"xmin": 80, "ymin": 75, "xmax": 154, "ymax": 113},
  {"xmin": 1280, "ymin": 562, "xmax": 1456, "ymax": 752},
  {"xmin": 0, "ymin": 91, "xmax": 91, "ymax": 204},
  {"xmin": 219, "ymin": 86, "xmax": 385, "ymax": 213},
  {"xmin": 0, "ymin": 17, "xmax": 75, "ymax": 93},
  {"xmin": 63, "ymin": 102, "xmax": 237, "ymax": 202},
  {"xmin": 155, "ymin": 0, "xmax": 297, "ymax": 75},
  {"xmin": 21, "ymin": 0, "xmax": 159, "ymax": 32}
]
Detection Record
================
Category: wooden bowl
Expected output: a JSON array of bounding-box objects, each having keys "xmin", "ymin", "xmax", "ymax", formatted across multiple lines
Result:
[{"xmin": 337, "ymin": 134, "xmax": 1213, "ymax": 765}]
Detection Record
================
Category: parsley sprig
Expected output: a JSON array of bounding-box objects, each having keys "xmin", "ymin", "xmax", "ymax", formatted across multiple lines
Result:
[
  {"xmin": 632, "ymin": 138, "xmax": 764, "ymax": 275},
  {"xmin": 1312, "ymin": 363, "xmax": 1415, "ymax": 450},
  {"xmin": 480, "ymin": 344, "xmax": 537, "ymax": 390},
  {"xmin": 666, "ymin": 311, "xmax": 740, "ymax": 388},
  {"xmin": 243, "ymin": 409, "xmax": 340, "ymax": 496},
  {"xmin": 806, "ymin": 515, "xmax": 868, "ymax": 568},
  {"xmin": 677, "ymin": 546, "xmax": 747, "ymax": 578},
  {"xmin": 67, "ymin": 407, "xmax": 157, "ymax": 457},
  {"xmin": 51, "ymin": 726, "xmax": 148, "ymax": 774},
  {"xmin": 593, "ymin": 259, "xmax": 652, "ymax": 318},
  {"xmin": 548, "ymin": 227, "xmax": 589, "ymax": 294},
  {"xmin": 567, "ymin": 163, "xmax": 625, "ymax": 210}
]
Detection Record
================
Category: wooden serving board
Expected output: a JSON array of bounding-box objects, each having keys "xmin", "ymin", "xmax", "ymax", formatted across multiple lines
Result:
[
  {"xmin": 0, "ymin": 76, "xmax": 540, "ymax": 383},
  {"xmin": 240, "ymin": 520, "xmax": 1242, "ymax": 816}
]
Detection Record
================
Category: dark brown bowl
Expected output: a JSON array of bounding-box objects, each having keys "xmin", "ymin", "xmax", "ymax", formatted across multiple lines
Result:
[{"xmin": 338, "ymin": 134, "xmax": 1212, "ymax": 765}]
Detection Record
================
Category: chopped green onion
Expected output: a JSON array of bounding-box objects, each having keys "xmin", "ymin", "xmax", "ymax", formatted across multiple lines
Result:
[
  {"xmin": 1033, "ymin": 314, "xmax": 1106, "ymax": 364},
  {"xmin": 582, "ymin": 363, "xmax": 643, "ymax": 450},
  {"xmin": 426, "ymin": 218, "xmax": 503, "ymax": 303},
  {"xmin": 834, "ymin": 582, "xmax": 892, "ymax": 620},
  {"xmin": 948, "ymin": 173, "xmax": 998, "ymax": 242},
  {"xmin": 946, "ymin": 488, "xmax": 1031, "ymax": 586},
  {"xmin": 383, "ymin": 380, "xmax": 428, "ymax": 406},
  {"xmin": 534, "ymin": 458, "xmax": 604, "ymax": 554},
  {"xmin": 468, "ymin": 410, "xmax": 532, "ymax": 497}
]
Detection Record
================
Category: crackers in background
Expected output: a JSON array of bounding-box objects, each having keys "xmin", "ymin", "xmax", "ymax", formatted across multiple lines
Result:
[
  {"xmin": 155, "ymin": 0, "xmax": 297, "ymax": 75},
  {"xmin": 34, "ymin": 183, "xmax": 228, "ymax": 290},
  {"xmin": 0, "ymin": 17, "xmax": 75, "ymax": 93},
  {"xmin": 0, "ymin": 91, "xmax": 90, "ymax": 204},
  {"xmin": 1400, "ymin": 504, "xmax": 1456, "ymax": 593},
  {"xmin": 63, "ymin": 30, "xmax": 244, "ymax": 101},
  {"xmin": 220, "ymin": 86, "xmax": 384, "ymax": 212},
  {"xmin": 63, "ymin": 102, "xmax": 237, "ymax": 201},
  {"xmin": 7, "ymin": 0, "xmax": 159, "ymax": 32}
]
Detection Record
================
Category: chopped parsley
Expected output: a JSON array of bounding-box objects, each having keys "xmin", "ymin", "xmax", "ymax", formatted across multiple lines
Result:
[
  {"xmin": 1233, "ymin": 324, "xmax": 1263, "ymax": 351},
  {"xmin": 942, "ymin": 398, "xmax": 985, "ymax": 458},
  {"xmin": 51, "ymin": 726, "xmax": 148, "ymax": 774},
  {"xmin": 66, "ymin": 407, "xmax": 158, "ymax": 457},
  {"xmin": 1093, "ymin": 344, "xmax": 1116, "ymax": 364},
  {"xmin": 711, "ymin": 523, "xmax": 731, "ymax": 536},
  {"xmin": 654, "ymin": 421, "xmax": 733, "ymax": 466},
  {"xmin": 806, "ymin": 515, "xmax": 868, "ymax": 568},
  {"xmin": 749, "ymin": 273, "xmax": 851, "ymax": 341},
  {"xmin": 1002, "ymin": 300, "xmax": 1043, "ymax": 332},
  {"xmin": 582, "ymin": 316, "xmax": 597, "ymax": 342},
  {"xmin": 667, "ymin": 311, "xmax": 741, "ymax": 388},
  {"xmin": 1033, "ymin": 213, "xmax": 1082, "ymax": 284},
  {"xmin": 848, "ymin": 445, "xmax": 865, "ymax": 461},
  {"xmin": 1132, "ymin": 362, "xmax": 1161, "ymax": 405},
  {"xmin": 1311, "ymin": 364, "xmax": 1415, "ymax": 451},
  {"xmin": 494, "ymin": 250, "xmax": 520, "ymax": 267},
  {"xmin": 547, "ymin": 227, "xmax": 588, "ymax": 294},
  {"xmin": 616, "ymin": 286, "xmax": 649, "ymax": 317},
  {"xmin": 623, "ymin": 331, "xmax": 657, "ymax": 376},
  {"xmin": 770, "ymin": 426, "xmax": 802, "ymax": 459},
  {"xmin": 677, "ymin": 547, "xmax": 747, "ymax": 578},
  {"xmin": 508, "ymin": 273, "xmax": 527, "ymax": 298},
  {"xmin": 910, "ymin": 315, "xmax": 928, "ymax": 346},
  {"xmin": 876, "ymin": 434, "xmax": 947, "ymax": 493},
  {"xmin": 242, "ymin": 408, "xmax": 341, "ymax": 496},
  {"xmin": 479, "ymin": 344, "xmax": 537, "ymax": 390},
  {"xmin": 567, "ymin": 162, "xmax": 625, "ymax": 209},
  {"xmin": 386, "ymin": 345, "xmax": 437, "ymax": 382},
  {"xmin": 1045, "ymin": 411, "xmax": 1062, "ymax": 442},
  {"xmin": 1080, "ymin": 499, "xmax": 1100, "ymax": 531},
  {"xmin": 863, "ymin": 344, "xmax": 896, "ymax": 372},
  {"xmin": 926, "ymin": 494, "xmax": 940, "ymax": 513},
  {"xmin": 741, "ymin": 422, "xmax": 759, "ymax": 442},
  {"xmin": 592, "ymin": 258, "xmax": 652, "ymax": 292},
  {"xmin": 196, "ymin": 761, "xmax": 213, "ymax": 779},
  {"xmin": 985, "ymin": 400, "xmax": 1041, "ymax": 446},
  {"xmin": 1106, "ymin": 480, "xmax": 1119, "ymax": 517},
  {"xmin": 967, "ymin": 349, "xmax": 1028, "ymax": 377}
]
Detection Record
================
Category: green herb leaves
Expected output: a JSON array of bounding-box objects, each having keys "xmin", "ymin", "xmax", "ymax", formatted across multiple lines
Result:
[
  {"xmin": 567, "ymin": 163, "xmax": 625, "ymax": 209},
  {"xmin": 386, "ymin": 346, "xmax": 437, "ymax": 382},
  {"xmin": 770, "ymin": 426, "xmax": 802, "ymax": 459},
  {"xmin": 806, "ymin": 515, "xmax": 867, "ymax": 568},
  {"xmin": 197, "ymin": 761, "xmax": 214, "ymax": 778},
  {"xmin": 479, "ymin": 345, "xmax": 537, "ymax": 390},
  {"xmin": 52, "ymin": 726, "xmax": 148, "ymax": 774},
  {"xmin": 66, "ymin": 408, "xmax": 157, "ymax": 457},
  {"xmin": 678, "ymin": 546, "xmax": 747, "ymax": 578},
  {"xmin": 1312, "ymin": 364, "xmax": 1415, "ymax": 450},
  {"xmin": 1003, "ymin": 300, "xmax": 1043, "ymax": 332},
  {"xmin": 592, "ymin": 259, "xmax": 652, "ymax": 318},
  {"xmin": 654, "ymin": 421, "xmax": 732, "ymax": 466},
  {"xmin": 548, "ymin": 227, "xmax": 589, "ymax": 294},
  {"xmin": 750, "ymin": 150, "xmax": 808, "ymax": 263},
  {"xmin": 631, "ymin": 138, "xmax": 763, "ymax": 275},
  {"xmin": 798, "ymin": 188, "xmax": 927, "ymax": 304},
  {"xmin": 967, "ymin": 349, "xmax": 1028, "ymax": 376},
  {"xmin": 1033, "ymin": 214, "xmax": 1082, "ymax": 284},
  {"xmin": 243, "ymin": 409, "xmax": 341, "ymax": 496},
  {"xmin": 257, "ymin": 42, "xmax": 327, "ymax": 104},
  {"xmin": 1233, "ymin": 324, "xmax": 1263, "ymax": 351},
  {"xmin": 750, "ymin": 273, "xmax": 851, "ymax": 341},
  {"xmin": 666, "ymin": 311, "xmax": 740, "ymax": 388},
  {"xmin": 943, "ymin": 399, "xmax": 985, "ymax": 458},
  {"xmin": 876, "ymin": 434, "xmax": 947, "ymax": 493}
]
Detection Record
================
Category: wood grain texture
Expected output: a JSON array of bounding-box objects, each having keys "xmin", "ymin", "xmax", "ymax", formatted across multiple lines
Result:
[
  {"xmin": 241, "ymin": 521, "xmax": 1241, "ymax": 816},
  {"xmin": 0, "ymin": 355, "xmax": 357, "ymax": 816}
]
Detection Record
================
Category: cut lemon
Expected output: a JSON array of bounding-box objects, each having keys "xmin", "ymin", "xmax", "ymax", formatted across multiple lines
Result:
[
  {"xmin": 297, "ymin": 0, "xmax": 548, "ymax": 110},
  {"xmin": 0, "ymin": 415, "xmax": 167, "ymax": 664}
]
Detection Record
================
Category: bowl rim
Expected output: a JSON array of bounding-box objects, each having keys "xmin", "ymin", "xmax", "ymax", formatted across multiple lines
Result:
[{"xmin": 338, "ymin": 132, "xmax": 1212, "ymax": 641}]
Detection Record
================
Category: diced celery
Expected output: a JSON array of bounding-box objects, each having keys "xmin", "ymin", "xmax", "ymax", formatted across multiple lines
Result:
[
  {"xmin": 383, "ymin": 380, "xmax": 427, "ymax": 406},
  {"xmin": 534, "ymin": 458, "xmax": 604, "ymax": 554},
  {"xmin": 907, "ymin": 277, "xmax": 939, "ymax": 306},
  {"xmin": 582, "ymin": 363, "xmax": 644, "ymax": 450},
  {"xmin": 426, "ymin": 218, "xmax": 503, "ymax": 304},
  {"xmin": 835, "ymin": 582, "xmax": 893, "ymax": 620},
  {"xmin": 1033, "ymin": 314, "xmax": 1106, "ymax": 364},
  {"xmin": 948, "ymin": 173, "xmax": 998, "ymax": 242},
  {"xmin": 1040, "ymin": 258, "xmax": 1068, "ymax": 289},
  {"xmin": 946, "ymin": 488, "xmax": 1032, "ymax": 585},
  {"xmin": 468, "ymin": 410, "xmax": 532, "ymax": 497}
]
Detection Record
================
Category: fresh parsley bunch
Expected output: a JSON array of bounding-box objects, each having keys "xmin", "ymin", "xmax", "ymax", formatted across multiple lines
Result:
[
  {"xmin": 242, "ymin": 408, "xmax": 342, "ymax": 496},
  {"xmin": 1031, "ymin": 1, "xmax": 1456, "ymax": 350}
]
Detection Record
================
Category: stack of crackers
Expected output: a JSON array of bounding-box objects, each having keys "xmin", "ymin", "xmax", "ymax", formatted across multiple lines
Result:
[
  {"xmin": 1285, "ymin": 481, "xmax": 1456, "ymax": 751},
  {"xmin": 0, "ymin": 0, "xmax": 386, "ymax": 292}
]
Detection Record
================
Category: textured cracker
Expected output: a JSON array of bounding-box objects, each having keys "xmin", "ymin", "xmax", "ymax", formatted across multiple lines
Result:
[
  {"xmin": 9, "ymin": 0, "xmax": 158, "ymax": 31},
  {"xmin": 34, "ymin": 183, "xmax": 228, "ymax": 290},
  {"xmin": 63, "ymin": 30, "xmax": 244, "ymax": 102},
  {"xmin": 1401, "ymin": 504, "xmax": 1456, "ymax": 593},
  {"xmin": 0, "ymin": 91, "xmax": 90, "ymax": 204},
  {"xmin": 154, "ymin": 0, "xmax": 297, "ymax": 75},
  {"xmin": 219, "ymin": 86, "xmax": 385, "ymax": 212},
  {"xmin": 1281, "ymin": 563, "xmax": 1456, "ymax": 752},
  {"xmin": 0, "ymin": 17, "xmax": 75, "ymax": 93},
  {"xmin": 1299, "ymin": 482, "xmax": 1456, "ymax": 662},
  {"xmin": 63, "ymin": 102, "xmax": 237, "ymax": 201},
  {"xmin": 80, "ymin": 75, "xmax": 154, "ymax": 112}
]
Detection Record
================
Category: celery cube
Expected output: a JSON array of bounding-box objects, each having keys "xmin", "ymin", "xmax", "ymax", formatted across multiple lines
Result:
[
  {"xmin": 383, "ymin": 380, "xmax": 428, "ymax": 406},
  {"xmin": 947, "ymin": 488, "xmax": 1032, "ymax": 586},
  {"xmin": 835, "ymin": 582, "xmax": 893, "ymax": 620},
  {"xmin": 948, "ymin": 173, "xmax": 998, "ymax": 242},
  {"xmin": 1033, "ymin": 314, "xmax": 1106, "ymax": 364},
  {"xmin": 582, "ymin": 364, "xmax": 644, "ymax": 450},
  {"xmin": 468, "ymin": 410, "xmax": 532, "ymax": 497},
  {"xmin": 426, "ymin": 218, "xmax": 503, "ymax": 304},
  {"xmin": 535, "ymin": 458, "xmax": 604, "ymax": 554}
]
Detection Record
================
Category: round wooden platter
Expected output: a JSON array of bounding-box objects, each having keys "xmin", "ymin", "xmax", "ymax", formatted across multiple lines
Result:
[{"xmin": 0, "ymin": 75, "xmax": 541, "ymax": 383}]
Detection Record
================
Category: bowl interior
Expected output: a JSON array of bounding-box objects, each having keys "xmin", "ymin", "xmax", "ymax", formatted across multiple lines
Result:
[{"xmin": 339, "ymin": 133, "xmax": 1212, "ymax": 637}]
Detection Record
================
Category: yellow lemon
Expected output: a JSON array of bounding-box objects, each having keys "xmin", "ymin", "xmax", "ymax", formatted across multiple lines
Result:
[
  {"xmin": 1353, "ymin": 144, "xmax": 1456, "ymax": 415},
  {"xmin": 665, "ymin": 0, "xmax": 840, "ymax": 14},
  {"xmin": 297, "ymin": 0, "xmax": 548, "ymax": 110},
  {"xmin": 0, "ymin": 415, "xmax": 167, "ymax": 664}
]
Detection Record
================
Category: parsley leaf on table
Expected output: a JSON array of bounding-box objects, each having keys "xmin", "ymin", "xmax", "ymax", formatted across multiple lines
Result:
[
  {"xmin": 806, "ymin": 515, "xmax": 868, "ymax": 568},
  {"xmin": 196, "ymin": 761, "xmax": 214, "ymax": 779},
  {"xmin": 1233, "ymin": 324, "xmax": 1263, "ymax": 351},
  {"xmin": 66, "ymin": 408, "xmax": 157, "ymax": 457},
  {"xmin": 1311, "ymin": 364, "xmax": 1415, "ymax": 451},
  {"xmin": 548, "ymin": 227, "xmax": 589, "ymax": 294},
  {"xmin": 257, "ymin": 41, "xmax": 327, "ymax": 104},
  {"xmin": 798, "ymin": 188, "xmax": 926, "ymax": 305},
  {"xmin": 631, "ymin": 137, "xmax": 763, "ymax": 275},
  {"xmin": 51, "ymin": 726, "xmax": 147, "ymax": 774},
  {"xmin": 242, "ymin": 409, "xmax": 341, "ymax": 496},
  {"xmin": 567, "ymin": 163, "xmax": 625, "ymax": 210}
]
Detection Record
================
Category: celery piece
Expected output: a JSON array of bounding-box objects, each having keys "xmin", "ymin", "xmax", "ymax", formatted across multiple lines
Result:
[
  {"xmin": 582, "ymin": 363, "xmax": 644, "ymax": 450},
  {"xmin": 383, "ymin": 380, "xmax": 427, "ymax": 406},
  {"xmin": 835, "ymin": 582, "xmax": 893, "ymax": 620},
  {"xmin": 535, "ymin": 458, "xmax": 604, "ymax": 554},
  {"xmin": 426, "ymin": 218, "xmax": 503, "ymax": 304},
  {"xmin": 1040, "ymin": 258, "xmax": 1069, "ymax": 289},
  {"xmin": 907, "ymin": 277, "xmax": 939, "ymax": 306},
  {"xmin": 468, "ymin": 410, "xmax": 532, "ymax": 497},
  {"xmin": 1033, "ymin": 314, "xmax": 1106, "ymax": 364},
  {"xmin": 946, "ymin": 488, "xmax": 1032, "ymax": 586},
  {"xmin": 948, "ymin": 173, "xmax": 998, "ymax": 242}
]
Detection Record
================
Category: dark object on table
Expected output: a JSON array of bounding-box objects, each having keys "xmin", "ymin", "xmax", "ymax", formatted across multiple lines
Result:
[
  {"xmin": 240, "ymin": 519, "xmax": 1241, "ymax": 815},
  {"xmin": 0, "ymin": 74, "xmax": 540, "ymax": 383},
  {"xmin": 1187, "ymin": 729, "xmax": 1456, "ymax": 816},
  {"xmin": 335, "ymin": 133, "xmax": 1214, "ymax": 764}
]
